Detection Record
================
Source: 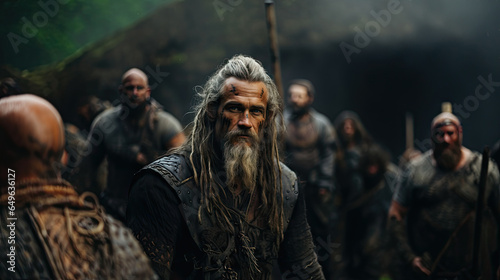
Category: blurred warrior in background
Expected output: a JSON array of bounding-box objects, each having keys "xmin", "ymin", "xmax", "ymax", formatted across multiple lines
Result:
[
  {"xmin": 83, "ymin": 68, "xmax": 185, "ymax": 222},
  {"xmin": 282, "ymin": 79, "xmax": 337, "ymax": 279},
  {"xmin": 331, "ymin": 110, "xmax": 373, "ymax": 275},
  {"xmin": 338, "ymin": 144, "xmax": 400, "ymax": 280},
  {"xmin": 388, "ymin": 112, "xmax": 500, "ymax": 280},
  {"xmin": 62, "ymin": 95, "xmax": 112, "ymax": 194},
  {"xmin": 0, "ymin": 94, "xmax": 157, "ymax": 280},
  {"xmin": 334, "ymin": 110, "xmax": 373, "ymax": 205}
]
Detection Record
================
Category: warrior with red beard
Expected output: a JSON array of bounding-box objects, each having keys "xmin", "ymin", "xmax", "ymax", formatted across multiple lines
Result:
[{"xmin": 388, "ymin": 112, "xmax": 500, "ymax": 280}]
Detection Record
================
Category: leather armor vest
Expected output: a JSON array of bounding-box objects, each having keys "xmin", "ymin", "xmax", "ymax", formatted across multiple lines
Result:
[{"xmin": 144, "ymin": 154, "xmax": 299, "ymax": 279}]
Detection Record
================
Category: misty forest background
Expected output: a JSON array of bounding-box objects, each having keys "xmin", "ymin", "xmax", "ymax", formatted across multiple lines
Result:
[{"xmin": 1, "ymin": 0, "xmax": 500, "ymax": 162}]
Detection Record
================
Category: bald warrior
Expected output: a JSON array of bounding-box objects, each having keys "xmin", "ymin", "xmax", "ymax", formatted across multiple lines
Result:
[
  {"xmin": 0, "ymin": 94, "xmax": 156, "ymax": 279},
  {"xmin": 388, "ymin": 112, "xmax": 500, "ymax": 280},
  {"xmin": 85, "ymin": 68, "xmax": 186, "ymax": 222}
]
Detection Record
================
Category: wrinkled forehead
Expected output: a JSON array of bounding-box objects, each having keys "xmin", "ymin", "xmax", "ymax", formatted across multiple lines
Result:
[{"xmin": 221, "ymin": 77, "xmax": 269, "ymax": 102}]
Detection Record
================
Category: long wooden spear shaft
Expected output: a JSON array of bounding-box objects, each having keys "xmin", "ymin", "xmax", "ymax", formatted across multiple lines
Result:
[
  {"xmin": 471, "ymin": 146, "xmax": 490, "ymax": 278},
  {"xmin": 265, "ymin": 0, "xmax": 284, "ymax": 97},
  {"xmin": 405, "ymin": 112, "xmax": 414, "ymax": 150}
]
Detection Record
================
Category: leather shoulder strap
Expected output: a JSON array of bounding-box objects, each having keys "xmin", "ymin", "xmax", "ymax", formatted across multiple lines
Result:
[
  {"xmin": 143, "ymin": 157, "xmax": 300, "ymax": 245},
  {"xmin": 142, "ymin": 155, "xmax": 202, "ymax": 246},
  {"xmin": 280, "ymin": 162, "xmax": 300, "ymax": 232}
]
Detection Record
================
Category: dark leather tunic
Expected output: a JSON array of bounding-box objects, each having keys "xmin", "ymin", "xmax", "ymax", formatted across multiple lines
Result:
[{"xmin": 127, "ymin": 154, "xmax": 325, "ymax": 280}]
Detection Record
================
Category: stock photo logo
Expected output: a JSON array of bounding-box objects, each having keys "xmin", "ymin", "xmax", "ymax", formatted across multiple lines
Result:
[
  {"xmin": 339, "ymin": 0, "xmax": 406, "ymax": 64},
  {"xmin": 7, "ymin": 0, "xmax": 70, "ymax": 54}
]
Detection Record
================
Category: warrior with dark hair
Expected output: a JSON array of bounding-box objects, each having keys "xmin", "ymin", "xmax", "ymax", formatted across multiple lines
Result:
[
  {"xmin": 127, "ymin": 55, "xmax": 325, "ymax": 279},
  {"xmin": 332, "ymin": 110, "xmax": 375, "ymax": 277},
  {"xmin": 334, "ymin": 110, "xmax": 372, "ymax": 150},
  {"xmin": 283, "ymin": 78, "xmax": 337, "ymax": 279},
  {"xmin": 284, "ymin": 79, "xmax": 336, "ymax": 199},
  {"xmin": 0, "ymin": 94, "xmax": 156, "ymax": 279},
  {"xmin": 340, "ymin": 144, "xmax": 400, "ymax": 280},
  {"xmin": 334, "ymin": 110, "xmax": 373, "ymax": 204},
  {"xmin": 388, "ymin": 112, "xmax": 500, "ymax": 280}
]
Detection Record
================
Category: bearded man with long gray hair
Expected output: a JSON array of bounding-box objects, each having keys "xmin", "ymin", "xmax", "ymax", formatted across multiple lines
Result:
[{"xmin": 127, "ymin": 55, "xmax": 325, "ymax": 279}]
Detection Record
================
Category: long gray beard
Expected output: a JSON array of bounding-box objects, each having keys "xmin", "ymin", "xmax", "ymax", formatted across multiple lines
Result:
[{"xmin": 224, "ymin": 141, "xmax": 259, "ymax": 191}]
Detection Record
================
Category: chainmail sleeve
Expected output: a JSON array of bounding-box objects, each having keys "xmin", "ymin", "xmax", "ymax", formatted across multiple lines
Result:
[
  {"xmin": 278, "ymin": 189, "xmax": 326, "ymax": 279},
  {"xmin": 127, "ymin": 171, "xmax": 183, "ymax": 279},
  {"xmin": 315, "ymin": 112, "xmax": 337, "ymax": 193},
  {"xmin": 389, "ymin": 165, "xmax": 418, "ymax": 264}
]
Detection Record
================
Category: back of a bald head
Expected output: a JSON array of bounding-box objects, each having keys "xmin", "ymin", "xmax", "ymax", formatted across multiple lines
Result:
[{"xmin": 0, "ymin": 94, "xmax": 65, "ymax": 181}]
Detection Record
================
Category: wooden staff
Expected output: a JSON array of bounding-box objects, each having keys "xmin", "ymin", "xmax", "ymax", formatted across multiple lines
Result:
[
  {"xmin": 265, "ymin": 0, "xmax": 284, "ymax": 97},
  {"xmin": 405, "ymin": 112, "xmax": 414, "ymax": 150},
  {"xmin": 471, "ymin": 146, "xmax": 490, "ymax": 278}
]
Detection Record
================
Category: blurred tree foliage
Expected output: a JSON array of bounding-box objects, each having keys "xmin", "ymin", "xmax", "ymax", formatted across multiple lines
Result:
[{"xmin": 1, "ymin": 0, "xmax": 176, "ymax": 70}]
